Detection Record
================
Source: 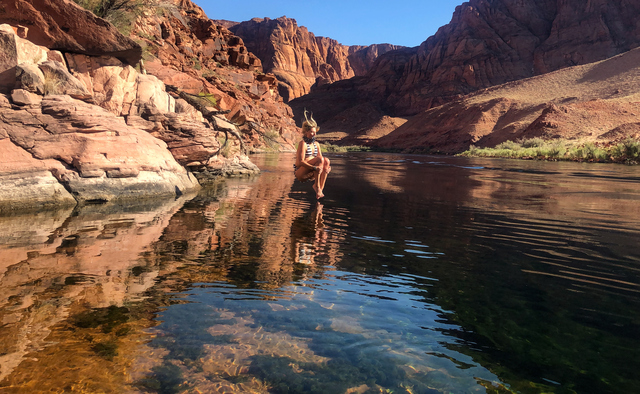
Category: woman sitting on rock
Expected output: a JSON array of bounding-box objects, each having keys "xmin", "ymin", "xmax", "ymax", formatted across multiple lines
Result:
[{"xmin": 294, "ymin": 111, "xmax": 331, "ymax": 199}]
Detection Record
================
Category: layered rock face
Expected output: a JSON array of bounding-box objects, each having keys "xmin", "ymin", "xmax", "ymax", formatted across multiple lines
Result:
[
  {"xmin": 0, "ymin": 24, "xmax": 196, "ymax": 209},
  {"xmin": 132, "ymin": 1, "xmax": 301, "ymax": 150},
  {"xmin": 226, "ymin": 17, "xmax": 402, "ymax": 101},
  {"xmin": 347, "ymin": 43, "xmax": 402, "ymax": 76},
  {"xmin": 0, "ymin": 1, "xmax": 268, "ymax": 211},
  {"xmin": 291, "ymin": 0, "xmax": 640, "ymax": 132}
]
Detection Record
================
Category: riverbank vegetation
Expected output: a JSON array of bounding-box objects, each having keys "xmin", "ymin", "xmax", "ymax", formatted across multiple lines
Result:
[
  {"xmin": 320, "ymin": 143, "xmax": 372, "ymax": 153},
  {"xmin": 459, "ymin": 137, "xmax": 640, "ymax": 164}
]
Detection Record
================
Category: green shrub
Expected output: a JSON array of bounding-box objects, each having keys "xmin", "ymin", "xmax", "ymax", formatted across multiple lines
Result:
[
  {"xmin": 73, "ymin": 0, "xmax": 147, "ymax": 35},
  {"xmin": 192, "ymin": 57, "xmax": 202, "ymax": 70},
  {"xmin": 519, "ymin": 137, "xmax": 545, "ymax": 148},
  {"xmin": 261, "ymin": 127, "xmax": 281, "ymax": 151},
  {"xmin": 495, "ymin": 140, "xmax": 521, "ymax": 151},
  {"xmin": 619, "ymin": 138, "xmax": 640, "ymax": 159},
  {"xmin": 544, "ymin": 141, "xmax": 567, "ymax": 158},
  {"xmin": 197, "ymin": 92, "xmax": 217, "ymax": 107}
]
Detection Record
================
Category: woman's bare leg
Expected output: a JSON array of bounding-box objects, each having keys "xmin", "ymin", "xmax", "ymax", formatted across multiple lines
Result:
[
  {"xmin": 314, "ymin": 166, "xmax": 324, "ymax": 198},
  {"xmin": 295, "ymin": 157, "xmax": 325, "ymax": 199},
  {"xmin": 318, "ymin": 157, "xmax": 331, "ymax": 194},
  {"xmin": 295, "ymin": 157, "xmax": 322, "ymax": 182}
]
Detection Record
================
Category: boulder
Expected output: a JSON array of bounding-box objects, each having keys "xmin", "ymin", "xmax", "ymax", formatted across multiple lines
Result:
[
  {"xmin": 0, "ymin": 137, "xmax": 75, "ymax": 212},
  {"xmin": 143, "ymin": 59, "xmax": 204, "ymax": 95},
  {"xmin": 0, "ymin": 24, "xmax": 47, "ymax": 93},
  {"xmin": 0, "ymin": 94, "xmax": 200, "ymax": 204},
  {"xmin": 142, "ymin": 111, "xmax": 220, "ymax": 165},
  {"xmin": 136, "ymin": 74, "xmax": 175, "ymax": 114},
  {"xmin": 11, "ymin": 89, "xmax": 42, "ymax": 105},
  {"xmin": 60, "ymin": 170, "xmax": 198, "ymax": 202},
  {"xmin": 15, "ymin": 62, "xmax": 45, "ymax": 94},
  {"xmin": 10, "ymin": 88, "xmax": 41, "ymax": 105},
  {"xmin": 65, "ymin": 53, "xmax": 138, "ymax": 115},
  {"xmin": 38, "ymin": 60, "xmax": 91, "ymax": 99},
  {"xmin": 199, "ymin": 154, "xmax": 260, "ymax": 181},
  {"xmin": 0, "ymin": 0, "xmax": 142, "ymax": 65}
]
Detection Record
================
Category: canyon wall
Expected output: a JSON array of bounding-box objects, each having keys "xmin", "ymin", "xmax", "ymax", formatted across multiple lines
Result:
[
  {"xmin": 132, "ymin": 1, "xmax": 301, "ymax": 149},
  {"xmin": 225, "ymin": 17, "xmax": 402, "ymax": 101},
  {"xmin": 384, "ymin": 0, "xmax": 640, "ymax": 116},
  {"xmin": 290, "ymin": 0, "xmax": 640, "ymax": 143}
]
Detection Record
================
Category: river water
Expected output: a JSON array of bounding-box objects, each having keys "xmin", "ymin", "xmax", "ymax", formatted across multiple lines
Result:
[{"xmin": 0, "ymin": 153, "xmax": 639, "ymax": 394}]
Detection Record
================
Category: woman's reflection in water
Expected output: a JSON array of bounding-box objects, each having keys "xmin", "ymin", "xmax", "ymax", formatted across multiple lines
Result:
[{"xmin": 290, "ymin": 202, "xmax": 328, "ymax": 268}]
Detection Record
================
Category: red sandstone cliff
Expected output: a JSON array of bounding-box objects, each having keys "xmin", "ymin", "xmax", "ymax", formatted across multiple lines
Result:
[
  {"xmin": 223, "ymin": 17, "xmax": 402, "ymax": 101},
  {"xmin": 290, "ymin": 0, "xmax": 640, "ymax": 142},
  {"xmin": 131, "ymin": 1, "xmax": 300, "ymax": 151},
  {"xmin": 385, "ymin": 0, "xmax": 640, "ymax": 116}
]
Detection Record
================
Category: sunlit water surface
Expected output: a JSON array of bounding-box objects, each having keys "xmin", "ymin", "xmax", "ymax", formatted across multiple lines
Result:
[{"xmin": 1, "ymin": 153, "xmax": 639, "ymax": 393}]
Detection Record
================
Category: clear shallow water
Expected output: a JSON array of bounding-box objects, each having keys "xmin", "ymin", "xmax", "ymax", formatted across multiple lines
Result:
[{"xmin": 0, "ymin": 153, "xmax": 639, "ymax": 393}]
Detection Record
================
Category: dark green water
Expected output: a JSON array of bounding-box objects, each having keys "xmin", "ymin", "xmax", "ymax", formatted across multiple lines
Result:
[{"xmin": 0, "ymin": 153, "xmax": 639, "ymax": 393}]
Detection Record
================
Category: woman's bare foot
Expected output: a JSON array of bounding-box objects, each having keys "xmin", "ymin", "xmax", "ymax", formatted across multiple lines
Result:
[{"xmin": 317, "ymin": 189, "xmax": 325, "ymax": 199}]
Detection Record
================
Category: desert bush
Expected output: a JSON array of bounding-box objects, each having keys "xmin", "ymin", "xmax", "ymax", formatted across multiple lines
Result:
[
  {"xmin": 191, "ymin": 57, "xmax": 202, "ymax": 70},
  {"xmin": 568, "ymin": 142, "xmax": 607, "ymax": 161},
  {"xmin": 466, "ymin": 145, "xmax": 479, "ymax": 155},
  {"xmin": 620, "ymin": 138, "xmax": 640, "ymax": 159},
  {"xmin": 217, "ymin": 136, "xmax": 232, "ymax": 158},
  {"xmin": 42, "ymin": 70, "xmax": 64, "ymax": 95},
  {"xmin": 197, "ymin": 92, "xmax": 217, "ymax": 107},
  {"xmin": 459, "ymin": 138, "xmax": 629, "ymax": 163},
  {"xmin": 73, "ymin": 0, "xmax": 148, "ymax": 35},
  {"xmin": 544, "ymin": 140, "xmax": 567, "ymax": 158},
  {"xmin": 519, "ymin": 137, "xmax": 546, "ymax": 148},
  {"xmin": 265, "ymin": 128, "xmax": 280, "ymax": 141},
  {"xmin": 610, "ymin": 138, "xmax": 640, "ymax": 162},
  {"xmin": 495, "ymin": 140, "xmax": 520, "ymax": 151},
  {"xmin": 261, "ymin": 127, "xmax": 281, "ymax": 151}
]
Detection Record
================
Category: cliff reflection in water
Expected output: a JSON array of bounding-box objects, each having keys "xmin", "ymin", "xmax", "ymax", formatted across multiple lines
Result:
[
  {"xmin": 0, "ymin": 152, "xmax": 639, "ymax": 393},
  {"xmin": 0, "ymin": 197, "xmax": 191, "ymax": 391}
]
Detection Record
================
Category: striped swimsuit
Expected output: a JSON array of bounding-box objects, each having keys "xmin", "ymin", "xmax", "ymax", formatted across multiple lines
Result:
[
  {"xmin": 293, "ymin": 141, "xmax": 319, "ymax": 177},
  {"xmin": 305, "ymin": 142, "xmax": 319, "ymax": 158}
]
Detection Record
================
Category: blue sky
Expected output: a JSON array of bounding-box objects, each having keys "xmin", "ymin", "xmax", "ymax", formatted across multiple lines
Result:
[{"xmin": 195, "ymin": 0, "xmax": 464, "ymax": 47}]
